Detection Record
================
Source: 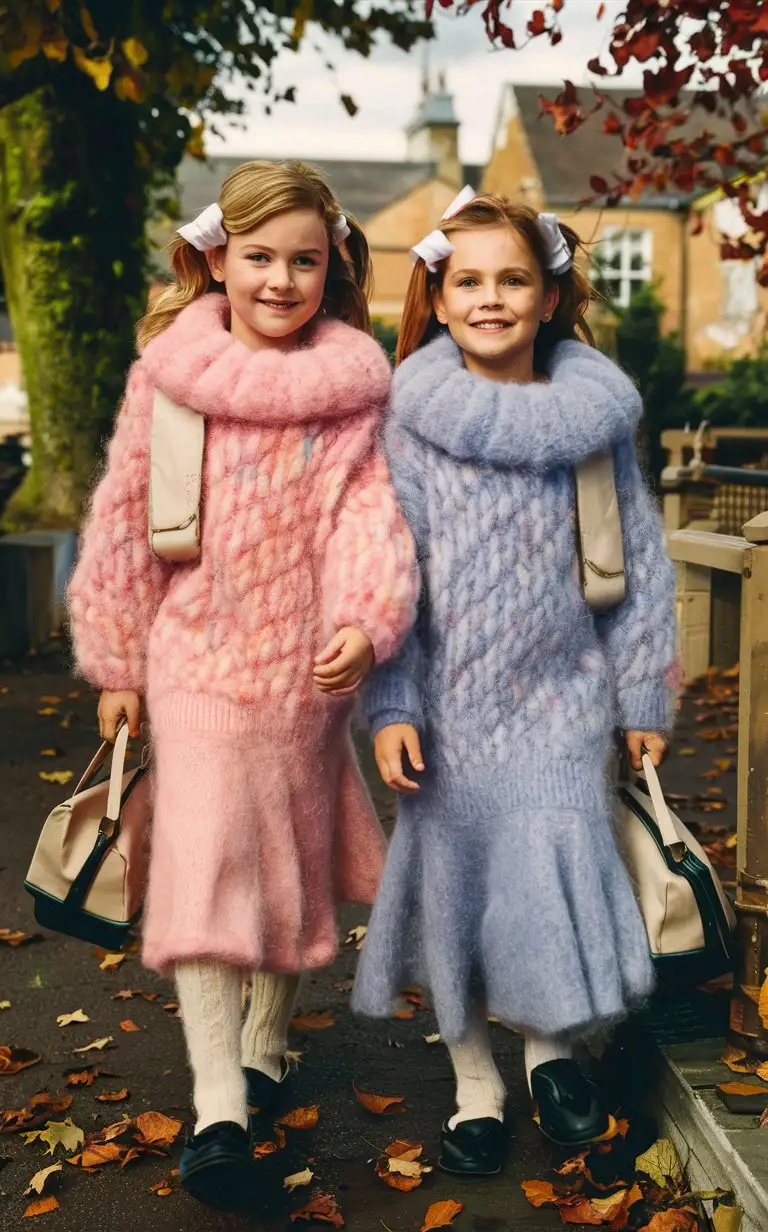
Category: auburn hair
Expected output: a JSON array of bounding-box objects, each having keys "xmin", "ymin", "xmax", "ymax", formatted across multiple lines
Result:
[
  {"xmin": 137, "ymin": 159, "xmax": 373, "ymax": 349},
  {"xmin": 396, "ymin": 195, "xmax": 595, "ymax": 367}
]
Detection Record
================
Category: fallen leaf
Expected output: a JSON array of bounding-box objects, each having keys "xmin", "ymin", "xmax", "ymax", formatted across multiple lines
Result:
[
  {"xmin": 23, "ymin": 1196, "xmax": 59, "ymax": 1217},
  {"xmin": 119, "ymin": 1020, "xmax": 140, "ymax": 1032},
  {"xmin": 67, "ymin": 691, "xmax": 81, "ymax": 699},
  {"xmin": 385, "ymin": 1139, "xmax": 423, "ymax": 1161},
  {"xmin": 39, "ymin": 771, "xmax": 73, "ymax": 785},
  {"xmin": 522, "ymin": 1180, "xmax": 562, "ymax": 1207},
  {"xmin": 556, "ymin": 1150, "xmax": 589, "ymax": 1176},
  {"xmin": 0, "ymin": 1046, "xmax": 41, "ymax": 1075},
  {"xmin": 39, "ymin": 696, "xmax": 62, "ymax": 705},
  {"xmin": 277, "ymin": 1105, "xmax": 319, "ymax": 1130},
  {"xmin": 1, "ymin": 1093, "xmax": 72, "ymax": 1133},
  {"xmin": 561, "ymin": 1186, "xmax": 641, "ymax": 1226},
  {"xmin": 718, "ymin": 1081, "xmax": 768, "ymax": 1095},
  {"xmin": 0, "ymin": 1001, "xmax": 10, "ymax": 1009},
  {"xmin": 424, "ymin": 1033, "xmax": 441, "ymax": 1045},
  {"xmin": 65, "ymin": 1067, "xmax": 99, "ymax": 1086},
  {"xmin": 759, "ymin": 968, "xmax": 768, "ymax": 1031},
  {"xmin": 345, "ymin": 925, "xmax": 367, "ymax": 950},
  {"xmin": 162, "ymin": 1002, "xmax": 178, "ymax": 1014},
  {"xmin": 639, "ymin": 1210, "xmax": 698, "ymax": 1231},
  {"xmin": 720, "ymin": 1044, "xmax": 754, "ymax": 1073},
  {"xmin": 290, "ymin": 1010, "xmax": 335, "ymax": 1031},
  {"xmin": 422, "ymin": 1199, "xmax": 464, "ymax": 1230},
  {"xmin": 677, "ymin": 747, "xmax": 696, "ymax": 756},
  {"xmin": 375, "ymin": 1155, "xmax": 424, "ymax": 1191},
  {"xmin": 67, "ymin": 1142, "xmax": 124, "ymax": 1168},
  {"xmin": 712, "ymin": 1203, "xmax": 743, "ymax": 1232},
  {"xmin": 23, "ymin": 1117, "xmax": 85, "ymax": 1156},
  {"xmin": 57, "ymin": 1009, "xmax": 89, "ymax": 1027},
  {"xmin": 100, "ymin": 953, "xmax": 126, "ymax": 971},
  {"xmin": 96, "ymin": 1089, "xmax": 129, "ymax": 1103},
  {"xmin": 0, "ymin": 929, "xmax": 42, "ymax": 946},
  {"xmin": 72, "ymin": 1036, "xmax": 113, "ymax": 1053},
  {"xmin": 284, "ymin": 1167, "xmax": 314, "ymax": 1191},
  {"xmin": 289, "ymin": 1191, "xmax": 345, "ymax": 1226},
  {"xmin": 39, "ymin": 749, "xmax": 63, "ymax": 758},
  {"xmin": 354, "ymin": 1083, "xmax": 405, "ymax": 1115},
  {"xmin": 134, "ymin": 1111, "xmax": 183, "ymax": 1147},
  {"xmin": 24, "ymin": 1163, "xmax": 62, "ymax": 1195},
  {"xmin": 635, "ymin": 1138, "xmax": 684, "ymax": 1193},
  {"xmin": 253, "ymin": 1127, "xmax": 287, "ymax": 1157},
  {"xmin": 91, "ymin": 1118, "xmax": 134, "ymax": 1144}
]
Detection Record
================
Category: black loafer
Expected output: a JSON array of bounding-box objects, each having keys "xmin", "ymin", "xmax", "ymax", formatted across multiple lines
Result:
[
  {"xmin": 438, "ymin": 1116, "xmax": 506, "ymax": 1175},
  {"xmin": 244, "ymin": 1058, "xmax": 289, "ymax": 1113},
  {"xmin": 180, "ymin": 1120, "xmax": 252, "ymax": 1208},
  {"xmin": 531, "ymin": 1059, "xmax": 610, "ymax": 1147}
]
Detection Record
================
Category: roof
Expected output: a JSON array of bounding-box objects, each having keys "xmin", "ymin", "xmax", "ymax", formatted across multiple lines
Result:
[
  {"xmin": 406, "ymin": 88, "xmax": 459, "ymax": 136},
  {"xmin": 177, "ymin": 156, "xmax": 484, "ymax": 224},
  {"xmin": 508, "ymin": 85, "xmax": 763, "ymax": 207}
]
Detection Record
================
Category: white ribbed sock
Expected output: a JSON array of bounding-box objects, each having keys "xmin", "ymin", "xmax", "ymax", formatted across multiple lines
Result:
[
  {"xmin": 524, "ymin": 1031, "xmax": 573, "ymax": 1095},
  {"xmin": 446, "ymin": 1007, "xmax": 506, "ymax": 1129},
  {"xmin": 241, "ymin": 971, "xmax": 300, "ymax": 1082},
  {"xmin": 175, "ymin": 959, "xmax": 248, "ymax": 1134}
]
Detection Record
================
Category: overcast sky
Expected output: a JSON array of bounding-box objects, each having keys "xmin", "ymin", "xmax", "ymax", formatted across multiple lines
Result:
[{"xmin": 207, "ymin": 0, "xmax": 643, "ymax": 165}]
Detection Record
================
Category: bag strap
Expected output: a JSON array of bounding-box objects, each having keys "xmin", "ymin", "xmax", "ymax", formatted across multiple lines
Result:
[
  {"xmin": 148, "ymin": 389, "xmax": 204, "ymax": 561},
  {"xmin": 640, "ymin": 753, "xmax": 686, "ymax": 855},
  {"xmin": 574, "ymin": 452, "xmax": 626, "ymax": 612},
  {"xmin": 73, "ymin": 724, "xmax": 130, "ymax": 821}
]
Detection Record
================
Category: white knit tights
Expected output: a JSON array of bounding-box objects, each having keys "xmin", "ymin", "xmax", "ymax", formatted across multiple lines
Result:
[
  {"xmin": 175, "ymin": 959, "xmax": 247, "ymax": 1134},
  {"xmin": 523, "ymin": 1031, "xmax": 573, "ymax": 1094},
  {"xmin": 241, "ymin": 971, "xmax": 300, "ymax": 1081},
  {"xmin": 446, "ymin": 1006, "xmax": 507, "ymax": 1129}
]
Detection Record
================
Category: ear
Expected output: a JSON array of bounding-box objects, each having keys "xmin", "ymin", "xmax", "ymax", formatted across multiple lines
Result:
[
  {"xmin": 431, "ymin": 281, "xmax": 448, "ymax": 326},
  {"xmin": 206, "ymin": 247, "xmax": 226, "ymax": 284},
  {"xmin": 541, "ymin": 282, "xmax": 560, "ymax": 323}
]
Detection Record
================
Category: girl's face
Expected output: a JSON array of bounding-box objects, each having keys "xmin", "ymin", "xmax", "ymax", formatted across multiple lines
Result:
[
  {"xmin": 208, "ymin": 207, "xmax": 329, "ymax": 350},
  {"xmin": 432, "ymin": 226, "xmax": 559, "ymax": 379}
]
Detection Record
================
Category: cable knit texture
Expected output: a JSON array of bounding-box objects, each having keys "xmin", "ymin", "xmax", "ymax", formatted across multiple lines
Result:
[
  {"xmin": 352, "ymin": 333, "xmax": 678, "ymax": 1043},
  {"xmin": 68, "ymin": 293, "xmax": 418, "ymax": 975}
]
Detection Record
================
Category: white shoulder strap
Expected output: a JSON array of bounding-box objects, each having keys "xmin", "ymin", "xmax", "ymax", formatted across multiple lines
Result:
[
  {"xmin": 148, "ymin": 390, "xmax": 204, "ymax": 562},
  {"xmin": 574, "ymin": 452, "xmax": 626, "ymax": 612}
]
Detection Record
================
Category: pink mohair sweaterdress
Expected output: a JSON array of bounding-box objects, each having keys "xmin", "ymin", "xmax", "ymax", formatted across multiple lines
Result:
[{"xmin": 67, "ymin": 293, "xmax": 419, "ymax": 976}]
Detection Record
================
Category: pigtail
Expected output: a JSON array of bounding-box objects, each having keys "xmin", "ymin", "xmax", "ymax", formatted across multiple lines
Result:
[
  {"xmin": 136, "ymin": 236, "xmax": 220, "ymax": 351},
  {"xmin": 534, "ymin": 224, "xmax": 596, "ymax": 370},
  {"xmin": 395, "ymin": 260, "xmax": 442, "ymax": 365},
  {"xmin": 324, "ymin": 214, "xmax": 373, "ymax": 335}
]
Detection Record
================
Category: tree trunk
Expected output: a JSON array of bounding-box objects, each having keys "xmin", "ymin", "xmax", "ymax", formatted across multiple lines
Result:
[{"xmin": 0, "ymin": 68, "xmax": 149, "ymax": 529}]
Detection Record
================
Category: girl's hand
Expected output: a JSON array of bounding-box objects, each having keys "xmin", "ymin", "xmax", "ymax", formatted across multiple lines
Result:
[
  {"xmin": 313, "ymin": 626, "xmax": 374, "ymax": 696},
  {"xmin": 374, "ymin": 724, "xmax": 424, "ymax": 793},
  {"xmin": 98, "ymin": 690, "xmax": 142, "ymax": 743},
  {"xmin": 626, "ymin": 730, "xmax": 668, "ymax": 772}
]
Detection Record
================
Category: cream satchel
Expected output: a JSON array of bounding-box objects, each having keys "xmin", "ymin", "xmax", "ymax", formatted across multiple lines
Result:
[
  {"xmin": 617, "ymin": 755, "xmax": 735, "ymax": 984},
  {"xmin": 24, "ymin": 724, "xmax": 151, "ymax": 950},
  {"xmin": 574, "ymin": 452, "xmax": 626, "ymax": 611},
  {"xmin": 148, "ymin": 388, "xmax": 204, "ymax": 562}
]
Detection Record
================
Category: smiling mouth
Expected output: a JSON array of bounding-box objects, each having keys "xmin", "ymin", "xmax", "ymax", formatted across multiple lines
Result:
[
  {"xmin": 471, "ymin": 320, "xmax": 511, "ymax": 331},
  {"xmin": 258, "ymin": 299, "xmax": 299, "ymax": 311}
]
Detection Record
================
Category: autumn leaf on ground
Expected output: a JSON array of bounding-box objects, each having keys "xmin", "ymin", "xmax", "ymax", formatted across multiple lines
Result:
[
  {"xmin": 0, "ymin": 1046, "xmax": 41, "ymax": 1075},
  {"xmin": 0, "ymin": 929, "xmax": 42, "ymax": 947},
  {"xmin": 424, "ymin": 1032, "xmax": 441, "ymax": 1045},
  {"xmin": 39, "ymin": 749, "xmax": 64, "ymax": 758},
  {"xmin": 134, "ymin": 1112, "xmax": 183, "ymax": 1147},
  {"xmin": 638, "ymin": 1209, "xmax": 698, "ymax": 1231},
  {"xmin": 67, "ymin": 1141, "xmax": 124, "ymax": 1168},
  {"xmin": 72, "ymin": 1036, "xmax": 114, "ymax": 1053},
  {"xmin": 720, "ymin": 1044, "xmax": 754, "ymax": 1073},
  {"xmin": 91, "ymin": 1118, "xmax": 134, "ymax": 1145},
  {"xmin": 385, "ymin": 1139, "xmax": 423, "ymax": 1161},
  {"xmin": 253, "ymin": 1127, "xmax": 287, "ymax": 1157},
  {"xmin": 0, "ymin": 1001, "xmax": 10, "ymax": 1009},
  {"xmin": 522, "ymin": 1180, "xmax": 563, "ymax": 1207},
  {"xmin": 23, "ymin": 1196, "xmax": 59, "ymax": 1217},
  {"xmin": 284, "ymin": 1167, "xmax": 314, "ymax": 1191},
  {"xmin": 376, "ymin": 1151, "xmax": 432, "ymax": 1192},
  {"xmin": 677, "ymin": 747, "xmax": 696, "ymax": 757},
  {"xmin": 39, "ymin": 696, "xmax": 63, "ymax": 705},
  {"xmin": 345, "ymin": 925, "xmax": 367, "ymax": 950},
  {"xmin": 65, "ymin": 1066, "xmax": 99, "ymax": 1086},
  {"xmin": 57, "ymin": 1009, "xmax": 89, "ymax": 1028},
  {"xmin": 290, "ymin": 1010, "xmax": 335, "ymax": 1031},
  {"xmin": 24, "ymin": 1163, "xmax": 62, "ymax": 1195},
  {"xmin": 39, "ymin": 771, "xmax": 73, "ymax": 785},
  {"xmin": 96, "ymin": 1089, "xmax": 129, "ymax": 1103},
  {"xmin": 277, "ymin": 1105, "xmax": 319, "ymax": 1130},
  {"xmin": 1, "ymin": 1093, "xmax": 73, "ymax": 1133},
  {"xmin": 422, "ymin": 1199, "xmax": 464, "ymax": 1230},
  {"xmin": 120, "ymin": 1020, "xmax": 140, "ymax": 1032},
  {"xmin": 560, "ymin": 1185, "xmax": 642, "ymax": 1226},
  {"xmin": 354, "ymin": 1082, "xmax": 405, "ymax": 1115},
  {"xmin": 635, "ymin": 1138, "xmax": 685, "ymax": 1194},
  {"xmin": 711, "ymin": 1204, "xmax": 743, "ymax": 1232},
  {"xmin": 23, "ymin": 1117, "xmax": 85, "ymax": 1156},
  {"xmin": 150, "ymin": 1178, "xmax": 173, "ymax": 1196},
  {"xmin": 289, "ymin": 1191, "xmax": 345, "ymax": 1226},
  {"xmin": 100, "ymin": 953, "xmax": 126, "ymax": 971},
  {"xmin": 758, "ymin": 967, "xmax": 768, "ymax": 1031}
]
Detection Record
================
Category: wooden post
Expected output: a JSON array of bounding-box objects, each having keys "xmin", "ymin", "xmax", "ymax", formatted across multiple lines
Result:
[
  {"xmin": 674, "ymin": 561, "xmax": 712, "ymax": 682},
  {"xmin": 729, "ymin": 514, "xmax": 768, "ymax": 1054}
]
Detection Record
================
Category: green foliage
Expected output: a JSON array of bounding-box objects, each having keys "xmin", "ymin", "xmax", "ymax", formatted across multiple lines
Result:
[
  {"xmin": 693, "ymin": 346, "xmax": 768, "ymax": 428},
  {"xmin": 372, "ymin": 319, "xmax": 398, "ymax": 363}
]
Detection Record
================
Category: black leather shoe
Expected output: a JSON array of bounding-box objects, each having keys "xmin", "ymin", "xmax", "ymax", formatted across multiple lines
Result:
[
  {"xmin": 438, "ymin": 1117, "xmax": 506, "ymax": 1175},
  {"xmin": 531, "ymin": 1059, "xmax": 610, "ymax": 1147},
  {"xmin": 244, "ymin": 1059, "xmax": 289, "ymax": 1113},
  {"xmin": 180, "ymin": 1121, "xmax": 252, "ymax": 1208}
]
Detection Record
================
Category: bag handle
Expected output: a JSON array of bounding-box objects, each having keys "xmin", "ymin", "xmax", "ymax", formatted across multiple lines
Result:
[
  {"xmin": 73, "ymin": 724, "xmax": 131, "ymax": 822},
  {"xmin": 575, "ymin": 452, "xmax": 626, "ymax": 612},
  {"xmin": 641, "ymin": 753, "xmax": 687, "ymax": 858}
]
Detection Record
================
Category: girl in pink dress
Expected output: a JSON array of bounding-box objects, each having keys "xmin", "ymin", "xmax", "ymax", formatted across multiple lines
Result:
[{"xmin": 68, "ymin": 159, "xmax": 418, "ymax": 1208}]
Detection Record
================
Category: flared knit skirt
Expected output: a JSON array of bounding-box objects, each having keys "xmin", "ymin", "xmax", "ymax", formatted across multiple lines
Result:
[
  {"xmin": 351, "ymin": 742, "xmax": 654, "ymax": 1042},
  {"xmin": 141, "ymin": 689, "xmax": 387, "ymax": 975}
]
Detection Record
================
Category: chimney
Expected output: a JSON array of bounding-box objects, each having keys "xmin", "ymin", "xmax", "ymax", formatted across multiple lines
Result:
[{"xmin": 405, "ymin": 70, "xmax": 461, "ymax": 188}]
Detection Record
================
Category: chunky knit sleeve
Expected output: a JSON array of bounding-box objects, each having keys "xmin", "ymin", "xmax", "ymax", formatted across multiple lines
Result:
[
  {"xmin": 363, "ymin": 421, "xmax": 428, "ymax": 735},
  {"xmin": 322, "ymin": 448, "xmax": 419, "ymax": 666},
  {"xmin": 68, "ymin": 363, "xmax": 172, "ymax": 692},
  {"xmin": 594, "ymin": 436, "xmax": 678, "ymax": 732}
]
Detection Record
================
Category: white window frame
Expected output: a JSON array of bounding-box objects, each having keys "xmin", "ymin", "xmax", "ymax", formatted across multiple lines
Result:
[{"xmin": 594, "ymin": 227, "xmax": 653, "ymax": 308}]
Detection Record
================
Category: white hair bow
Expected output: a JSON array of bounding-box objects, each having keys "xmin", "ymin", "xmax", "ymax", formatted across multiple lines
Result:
[
  {"xmin": 536, "ymin": 213, "xmax": 573, "ymax": 276},
  {"xmin": 410, "ymin": 185, "xmax": 477, "ymax": 273},
  {"xmin": 178, "ymin": 202, "xmax": 352, "ymax": 252},
  {"xmin": 177, "ymin": 203, "xmax": 228, "ymax": 251}
]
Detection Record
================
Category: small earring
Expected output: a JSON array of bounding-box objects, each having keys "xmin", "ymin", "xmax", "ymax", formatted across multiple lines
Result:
[{"xmin": 543, "ymin": 313, "xmax": 552, "ymax": 322}]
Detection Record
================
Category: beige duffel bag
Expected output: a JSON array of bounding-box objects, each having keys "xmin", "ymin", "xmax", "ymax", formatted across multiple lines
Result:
[{"xmin": 24, "ymin": 723, "xmax": 151, "ymax": 950}]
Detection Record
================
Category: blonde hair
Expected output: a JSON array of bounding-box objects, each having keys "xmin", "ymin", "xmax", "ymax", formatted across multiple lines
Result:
[
  {"xmin": 137, "ymin": 160, "xmax": 373, "ymax": 349},
  {"xmin": 396, "ymin": 195, "xmax": 595, "ymax": 367}
]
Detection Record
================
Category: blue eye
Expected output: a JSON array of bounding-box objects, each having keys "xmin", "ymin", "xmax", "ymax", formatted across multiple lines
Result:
[
  {"xmin": 458, "ymin": 277, "xmax": 477, "ymax": 288},
  {"xmin": 247, "ymin": 252, "xmax": 269, "ymax": 262},
  {"xmin": 294, "ymin": 256, "xmax": 317, "ymax": 267}
]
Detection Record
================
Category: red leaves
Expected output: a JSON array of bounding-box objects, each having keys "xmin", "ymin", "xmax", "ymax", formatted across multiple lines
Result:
[{"xmin": 290, "ymin": 1192, "xmax": 344, "ymax": 1227}]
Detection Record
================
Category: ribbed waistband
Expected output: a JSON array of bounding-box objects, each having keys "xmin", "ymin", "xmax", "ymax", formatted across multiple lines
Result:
[{"xmin": 147, "ymin": 688, "xmax": 353, "ymax": 740}]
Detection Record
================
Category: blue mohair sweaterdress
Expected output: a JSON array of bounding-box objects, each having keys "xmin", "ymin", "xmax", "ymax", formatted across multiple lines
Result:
[{"xmin": 351, "ymin": 335, "xmax": 677, "ymax": 1044}]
